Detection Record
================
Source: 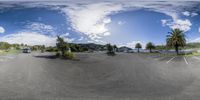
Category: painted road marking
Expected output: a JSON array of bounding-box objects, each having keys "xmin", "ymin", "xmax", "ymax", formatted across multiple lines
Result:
[
  {"xmin": 193, "ymin": 56, "xmax": 200, "ymax": 61},
  {"xmin": 166, "ymin": 57, "xmax": 176, "ymax": 63},
  {"xmin": 184, "ymin": 57, "xmax": 188, "ymax": 64}
]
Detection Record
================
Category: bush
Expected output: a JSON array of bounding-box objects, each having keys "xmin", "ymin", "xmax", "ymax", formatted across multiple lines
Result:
[
  {"xmin": 56, "ymin": 52, "xmax": 60, "ymax": 57},
  {"xmin": 46, "ymin": 48, "xmax": 58, "ymax": 52},
  {"xmin": 106, "ymin": 43, "xmax": 116, "ymax": 56},
  {"xmin": 107, "ymin": 52, "xmax": 115, "ymax": 56},
  {"xmin": 63, "ymin": 51, "xmax": 74, "ymax": 59}
]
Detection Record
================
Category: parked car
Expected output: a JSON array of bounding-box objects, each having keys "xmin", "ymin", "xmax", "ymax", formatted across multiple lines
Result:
[{"xmin": 22, "ymin": 48, "xmax": 31, "ymax": 53}]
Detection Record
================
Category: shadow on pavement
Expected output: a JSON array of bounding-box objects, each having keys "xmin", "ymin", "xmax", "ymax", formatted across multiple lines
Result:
[{"xmin": 34, "ymin": 55, "xmax": 57, "ymax": 59}]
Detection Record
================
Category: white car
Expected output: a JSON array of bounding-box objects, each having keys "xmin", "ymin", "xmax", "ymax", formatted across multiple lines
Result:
[{"xmin": 22, "ymin": 48, "xmax": 31, "ymax": 53}]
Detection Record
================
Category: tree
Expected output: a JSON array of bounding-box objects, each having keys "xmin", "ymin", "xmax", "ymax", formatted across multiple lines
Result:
[
  {"xmin": 41, "ymin": 45, "xmax": 45, "ymax": 53},
  {"xmin": 113, "ymin": 45, "xmax": 118, "ymax": 52},
  {"xmin": 56, "ymin": 36, "xmax": 68, "ymax": 56},
  {"xmin": 166, "ymin": 28, "xmax": 186, "ymax": 55},
  {"xmin": 12, "ymin": 44, "xmax": 20, "ymax": 50},
  {"xmin": 21, "ymin": 43, "xmax": 24, "ymax": 47},
  {"xmin": 146, "ymin": 42, "xmax": 155, "ymax": 53},
  {"xmin": 0, "ymin": 42, "xmax": 11, "ymax": 50},
  {"xmin": 135, "ymin": 43, "xmax": 142, "ymax": 53},
  {"xmin": 106, "ymin": 43, "xmax": 115, "ymax": 55}
]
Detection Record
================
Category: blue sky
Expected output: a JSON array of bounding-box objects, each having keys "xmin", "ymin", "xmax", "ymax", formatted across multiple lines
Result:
[{"xmin": 0, "ymin": 0, "xmax": 199, "ymax": 48}]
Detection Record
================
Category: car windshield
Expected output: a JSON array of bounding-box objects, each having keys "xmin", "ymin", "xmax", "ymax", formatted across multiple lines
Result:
[{"xmin": 0, "ymin": 0, "xmax": 200, "ymax": 100}]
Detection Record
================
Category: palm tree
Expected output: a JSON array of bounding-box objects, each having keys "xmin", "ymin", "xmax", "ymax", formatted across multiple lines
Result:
[
  {"xmin": 146, "ymin": 42, "xmax": 155, "ymax": 53},
  {"xmin": 135, "ymin": 43, "xmax": 142, "ymax": 53},
  {"xmin": 166, "ymin": 28, "xmax": 186, "ymax": 55}
]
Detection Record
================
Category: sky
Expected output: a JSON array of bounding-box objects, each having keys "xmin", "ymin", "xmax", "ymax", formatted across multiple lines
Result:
[{"xmin": 0, "ymin": 0, "xmax": 199, "ymax": 48}]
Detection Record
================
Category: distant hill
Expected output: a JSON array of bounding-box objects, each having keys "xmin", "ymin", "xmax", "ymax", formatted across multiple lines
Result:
[
  {"xmin": 118, "ymin": 46, "xmax": 133, "ymax": 52},
  {"xmin": 184, "ymin": 42, "xmax": 200, "ymax": 49},
  {"xmin": 78, "ymin": 43, "xmax": 106, "ymax": 51},
  {"xmin": 68, "ymin": 43, "xmax": 107, "ymax": 52}
]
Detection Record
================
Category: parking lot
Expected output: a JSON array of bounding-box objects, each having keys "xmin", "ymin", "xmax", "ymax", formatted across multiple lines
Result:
[
  {"xmin": 0, "ymin": 53, "xmax": 200, "ymax": 100},
  {"xmin": 147, "ymin": 54, "xmax": 200, "ymax": 65}
]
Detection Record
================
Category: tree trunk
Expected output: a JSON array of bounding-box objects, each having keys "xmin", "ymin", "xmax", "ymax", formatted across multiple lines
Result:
[
  {"xmin": 137, "ymin": 48, "xmax": 139, "ymax": 53},
  {"xmin": 61, "ymin": 49, "xmax": 65, "ymax": 56},
  {"xmin": 150, "ymin": 48, "xmax": 152, "ymax": 53},
  {"xmin": 175, "ymin": 45, "xmax": 179, "ymax": 55}
]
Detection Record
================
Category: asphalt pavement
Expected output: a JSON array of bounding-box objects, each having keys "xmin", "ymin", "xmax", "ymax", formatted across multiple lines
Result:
[{"xmin": 0, "ymin": 52, "xmax": 200, "ymax": 100}]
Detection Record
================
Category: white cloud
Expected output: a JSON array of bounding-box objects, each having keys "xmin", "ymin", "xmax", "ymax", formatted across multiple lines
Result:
[
  {"xmin": 103, "ymin": 32, "xmax": 111, "ymax": 36},
  {"xmin": 63, "ymin": 37, "xmax": 75, "ymax": 43},
  {"xmin": 191, "ymin": 12, "xmax": 198, "ymax": 17},
  {"xmin": 190, "ymin": 38, "xmax": 200, "ymax": 43},
  {"xmin": 103, "ymin": 17, "xmax": 111, "ymax": 23},
  {"xmin": 117, "ymin": 21, "xmax": 125, "ymax": 25},
  {"xmin": 60, "ymin": 32, "xmax": 69, "ymax": 37},
  {"xmin": 67, "ymin": 27, "xmax": 71, "ymax": 30},
  {"xmin": 182, "ymin": 11, "xmax": 190, "ymax": 16},
  {"xmin": 0, "ymin": 1, "xmax": 199, "ymax": 43},
  {"xmin": 182, "ymin": 11, "xmax": 198, "ymax": 17},
  {"xmin": 0, "ymin": 26, "xmax": 5, "ymax": 33},
  {"xmin": 171, "ymin": 19, "xmax": 192, "ymax": 32},
  {"xmin": 161, "ymin": 19, "xmax": 192, "ymax": 32},
  {"xmin": 199, "ymin": 27, "xmax": 200, "ymax": 32},
  {"xmin": 25, "ymin": 22, "xmax": 55, "ymax": 35},
  {"xmin": 0, "ymin": 22, "xmax": 76, "ymax": 46},
  {"xmin": 161, "ymin": 19, "xmax": 168, "ymax": 26},
  {"xmin": 61, "ymin": 2, "xmax": 123, "ymax": 42},
  {"xmin": 0, "ymin": 31, "xmax": 74, "ymax": 46},
  {"xmin": 54, "ymin": 1, "xmax": 198, "ymax": 42},
  {"xmin": 119, "ymin": 41, "xmax": 146, "ymax": 49},
  {"xmin": 60, "ymin": 33, "xmax": 75, "ymax": 42},
  {"xmin": 27, "ymin": 22, "xmax": 53, "ymax": 31},
  {"xmin": 78, "ymin": 36, "xmax": 84, "ymax": 41},
  {"xmin": 0, "ymin": 31, "xmax": 56, "ymax": 46}
]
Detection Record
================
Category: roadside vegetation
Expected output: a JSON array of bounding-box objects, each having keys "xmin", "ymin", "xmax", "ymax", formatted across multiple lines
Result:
[
  {"xmin": 106, "ymin": 43, "xmax": 116, "ymax": 56},
  {"xmin": 166, "ymin": 28, "xmax": 186, "ymax": 55},
  {"xmin": 0, "ymin": 42, "xmax": 20, "ymax": 55},
  {"xmin": 0, "ymin": 28, "xmax": 199, "ymax": 57},
  {"xmin": 135, "ymin": 43, "xmax": 142, "ymax": 53},
  {"xmin": 146, "ymin": 42, "xmax": 155, "ymax": 53},
  {"xmin": 56, "ymin": 36, "xmax": 74, "ymax": 59}
]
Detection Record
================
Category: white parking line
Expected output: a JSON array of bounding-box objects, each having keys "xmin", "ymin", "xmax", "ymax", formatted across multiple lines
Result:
[
  {"xmin": 166, "ymin": 57, "xmax": 176, "ymax": 63},
  {"xmin": 193, "ymin": 56, "xmax": 200, "ymax": 61},
  {"xmin": 184, "ymin": 57, "xmax": 188, "ymax": 64}
]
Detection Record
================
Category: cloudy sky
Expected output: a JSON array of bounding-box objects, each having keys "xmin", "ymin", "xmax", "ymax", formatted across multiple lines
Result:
[{"xmin": 0, "ymin": 0, "xmax": 199, "ymax": 48}]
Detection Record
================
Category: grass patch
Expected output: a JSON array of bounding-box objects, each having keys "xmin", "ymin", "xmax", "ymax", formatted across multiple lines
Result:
[
  {"xmin": 0, "ymin": 49, "xmax": 20, "ymax": 55},
  {"xmin": 63, "ymin": 52, "xmax": 75, "ymax": 59},
  {"xmin": 185, "ymin": 52, "xmax": 200, "ymax": 57},
  {"xmin": 56, "ymin": 51, "xmax": 75, "ymax": 60}
]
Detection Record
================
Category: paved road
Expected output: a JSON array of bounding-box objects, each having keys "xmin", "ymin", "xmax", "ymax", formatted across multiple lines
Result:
[{"xmin": 0, "ymin": 52, "xmax": 200, "ymax": 100}]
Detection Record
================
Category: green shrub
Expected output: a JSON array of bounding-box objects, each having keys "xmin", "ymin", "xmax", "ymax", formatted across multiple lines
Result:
[
  {"xmin": 56, "ymin": 52, "xmax": 60, "ymax": 57},
  {"xmin": 63, "ymin": 52, "xmax": 74, "ymax": 59},
  {"xmin": 107, "ymin": 52, "xmax": 115, "ymax": 56},
  {"xmin": 46, "ymin": 48, "xmax": 58, "ymax": 52},
  {"xmin": 106, "ymin": 43, "xmax": 116, "ymax": 56}
]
